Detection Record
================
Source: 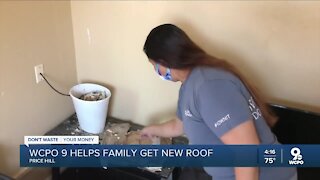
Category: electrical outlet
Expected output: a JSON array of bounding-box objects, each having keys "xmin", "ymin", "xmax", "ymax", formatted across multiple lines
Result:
[{"xmin": 34, "ymin": 64, "xmax": 44, "ymax": 83}]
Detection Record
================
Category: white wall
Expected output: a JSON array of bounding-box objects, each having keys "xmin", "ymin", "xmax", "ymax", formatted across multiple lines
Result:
[
  {"xmin": 1, "ymin": 1, "xmax": 319, "ymax": 177},
  {"xmin": 0, "ymin": 1, "xmax": 77, "ymax": 177},
  {"xmin": 71, "ymin": 1, "xmax": 320, "ymax": 127}
]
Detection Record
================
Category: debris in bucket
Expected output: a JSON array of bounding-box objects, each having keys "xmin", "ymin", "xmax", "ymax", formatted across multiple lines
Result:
[{"xmin": 79, "ymin": 91, "xmax": 107, "ymax": 101}]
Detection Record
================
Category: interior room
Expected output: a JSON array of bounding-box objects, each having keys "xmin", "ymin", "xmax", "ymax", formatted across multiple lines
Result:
[{"xmin": 0, "ymin": 1, "xmax": 319, "ymax": 180}]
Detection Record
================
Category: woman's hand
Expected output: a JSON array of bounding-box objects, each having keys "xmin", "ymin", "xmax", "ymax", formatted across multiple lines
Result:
[
  {"xmin": 140, "ymin": 117, "xmax": 184, "ymax": 138},
  {"xmin": 140, "ymin": 126, "xmax": 157, "ymax": 138}
]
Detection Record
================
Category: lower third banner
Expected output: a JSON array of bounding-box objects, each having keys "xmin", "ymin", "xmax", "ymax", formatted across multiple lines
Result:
[{"xmin": 20, "ymin": 145, "xmax": 320, "ymax": 167}]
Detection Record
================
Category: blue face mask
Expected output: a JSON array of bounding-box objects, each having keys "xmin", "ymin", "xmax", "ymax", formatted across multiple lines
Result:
[{"xmin": 155, "ymin": 63, "xmax": 172, "ymax": 81}]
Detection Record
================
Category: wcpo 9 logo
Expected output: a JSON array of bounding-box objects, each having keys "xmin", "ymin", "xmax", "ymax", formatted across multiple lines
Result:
[{"xmin": 289, "ymin": 147, "xmax": 304, "ymax": 165}]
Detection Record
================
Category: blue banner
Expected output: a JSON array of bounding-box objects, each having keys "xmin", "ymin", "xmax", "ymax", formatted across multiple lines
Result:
[{"xmin": 20, "ymin": 145, "xmax": 320, "ymax": 167}]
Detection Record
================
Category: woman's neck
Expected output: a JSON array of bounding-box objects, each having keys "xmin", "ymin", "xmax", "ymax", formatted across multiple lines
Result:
[{"xmin": 175, "ymin": 68, "xmax": 192, "ymax": 83}]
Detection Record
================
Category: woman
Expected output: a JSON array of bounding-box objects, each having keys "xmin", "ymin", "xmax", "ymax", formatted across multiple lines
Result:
[{"xmin": 141, "ymin": 24, "xmax": 297, "ymax": 180}]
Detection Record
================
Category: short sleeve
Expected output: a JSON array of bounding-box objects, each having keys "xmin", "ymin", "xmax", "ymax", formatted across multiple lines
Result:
[
  {"xmin": 176, "ymin": 96, "xmax": 183, "ymax": 121},
  {"xmin": 176, "ymin": 107, "xmax": 182, "ymax": 120},
  {"xmin": 197, "ymin": 80, "xmax": 252, "ymax": 137}
]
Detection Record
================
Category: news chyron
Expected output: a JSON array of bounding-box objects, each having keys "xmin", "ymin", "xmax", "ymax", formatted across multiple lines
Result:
[{"xmin": 21, "ymin": 136, "xmax": 319, "ymax": 167}]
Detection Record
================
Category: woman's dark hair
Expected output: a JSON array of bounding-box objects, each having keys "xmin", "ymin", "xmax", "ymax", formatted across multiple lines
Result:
[{"xmin": 143, "ymin": 24, "xmax": 277, "ymax": 127}]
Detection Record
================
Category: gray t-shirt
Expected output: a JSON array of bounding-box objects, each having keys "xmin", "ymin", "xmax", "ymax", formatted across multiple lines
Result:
[{"xmin": 177, "ymin": 66, "xmax": 296, "ymax": 180}]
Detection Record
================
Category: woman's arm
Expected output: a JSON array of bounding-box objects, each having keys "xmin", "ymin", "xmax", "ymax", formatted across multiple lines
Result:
[
  {"xmin": 140, "ymin": 117, "xmax": 184, "ymax": 138},
  {"xmin": 220, "ymin": 119, "xmax": 260, "ymax": 180}
]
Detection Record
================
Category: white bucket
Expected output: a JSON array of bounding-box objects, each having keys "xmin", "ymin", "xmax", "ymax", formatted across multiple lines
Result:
[{"xmin": 69, "ymin": 83, "xmax": 111, "ymax": 134}]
